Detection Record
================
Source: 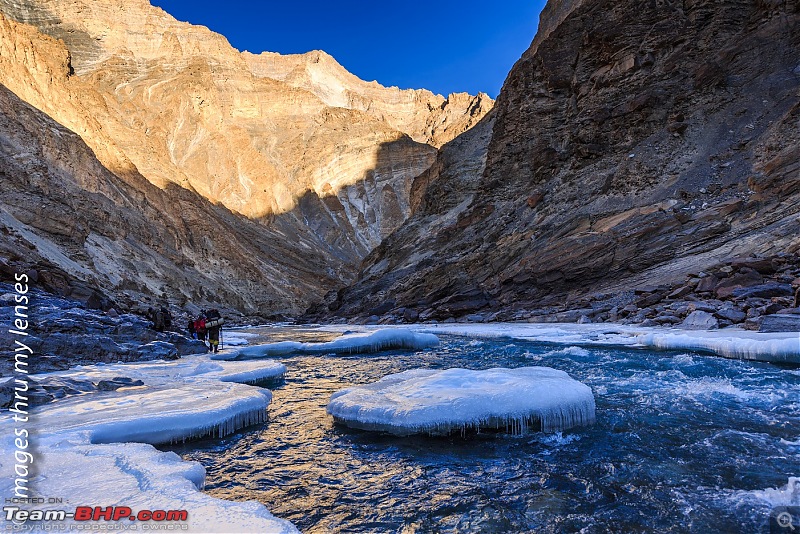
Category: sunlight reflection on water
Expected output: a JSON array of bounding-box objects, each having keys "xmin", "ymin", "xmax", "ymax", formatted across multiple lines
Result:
[{"xmin": 167, "ymin": 330, "xmax": 800, "ymax": 533}]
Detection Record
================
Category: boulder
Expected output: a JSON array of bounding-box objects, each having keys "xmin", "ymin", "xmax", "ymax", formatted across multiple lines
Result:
[
  {"xmin": 689, "ymin": 302, "xmax": 718, "ymax": 314},
  {"xmin": 403, "ymin": 308, "xmax": 420, "ymax": 323},
  {"xmin": 714, "ymin": 270, "xmax": 764, "ymax": 298},
  {"xmin": 0, "ymin": 379, "xmax": 15, "ymax": 408},
  {"xmin": 731, "ymin": 257, "xmax": 777, "ymax": 274},
  {"xmin": 667, "ymin": 285, "xmax": 694, "ymax": 299},
  {"xmin": 636, "ymin": 293, "xmax": 664, "ymax": 308},
  {"xmin": 681, "ymin": 310, "xmax": 719, "ymax": 330},
  {"xmin": 162, "ymin": 332, "xmax": 209, "ymax": 356},
  {"xmin": 759, "ymin": 314, "xmax": 800, "ymax": 333},
  {"xmin": 730, "ymin": 283, "xmax": 793, "ymax": 299},
  {"xmin": 136, "ymin": 341, "xmax": 179, "ymax": 360},
  {"xmin": 696, "ymin": 275, "xmax": 719, "ymax": 293},
  {"xmin": 654, "ymin": 314, "xmax": 682, "ymax": 324},
  {"xmin": 761, "ymin": 302, "xmax": 786, "ymax": 315},
  {"xmin": 744, "ymin": 317, "xmax": 763, "ymax": 331},
  {"xmin": 715, "ymin": 307, "xmax": 746, "ymax": 323}
]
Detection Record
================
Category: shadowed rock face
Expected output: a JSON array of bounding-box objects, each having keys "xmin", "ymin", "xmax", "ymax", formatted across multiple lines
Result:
[
  {"xmin": 0, "ymin": 82, "xmax": 372, "ymax": 317},
  {"xmin": 325, "ymin": 0, "xmax": 800, "ymax": 321},
  {"xmin": 0, "ymin": 0, "xmax": 491, "ymax": 316}
]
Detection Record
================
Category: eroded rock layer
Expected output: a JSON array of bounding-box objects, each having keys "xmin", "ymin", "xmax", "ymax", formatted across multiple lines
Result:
[
  {"xmin": 0, "ymin": 0, "xmax": 491, "ymax": 315},
  {"xmin": 326, "ymin": 0, "xmax": 800, "ymax": 322}
]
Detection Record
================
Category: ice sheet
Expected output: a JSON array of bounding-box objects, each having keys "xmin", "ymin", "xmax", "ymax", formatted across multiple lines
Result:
[
  {"xmin": 33, "ymin": 354, "xmax": 287, "ymax": 386},
  {"xmin": 1, "ymin": 354, "xmax": 297, "ymax": 532},
  {"xmin": 350, "ymin": 323, "xmax": 800, "ymax": 363},
  {"xmin": 40, "ymin": 382, "xmax": 272, "ymax": 444},
  {"xmin": 327, "ymin": 366, "xmax": 596, "ymax": 436},
  {"xmin": 222, "ymin": 330, "xmax": 259, "ymax": 346},
  {"xmin": 214, "ymin": 328, "xmax": 439, "ymax": 360}
]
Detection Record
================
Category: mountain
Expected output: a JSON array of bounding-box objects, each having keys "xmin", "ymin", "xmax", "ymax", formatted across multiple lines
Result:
[
  {"xmin": 0, "ymin": 0, "xmax": 492, "ymax": 317},
  {"xmin": 324, "ymin": 0, "xmax": 800, "ymax": 322}
]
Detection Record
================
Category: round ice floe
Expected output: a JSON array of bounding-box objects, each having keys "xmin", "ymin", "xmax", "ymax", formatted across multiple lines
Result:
[
  {"xmin": 327, "ymin": 367, "xmax": 596, "ymax": 436},
  {"xmin": 214, "ymin": 328, "xmax": 440, "ymax": 360}
]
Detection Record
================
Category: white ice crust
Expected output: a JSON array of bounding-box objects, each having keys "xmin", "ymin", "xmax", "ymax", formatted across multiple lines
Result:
[
  {"xmin": 213, "ymin": 328, "xmax": 440, "ymax": 360},
  {"xmin": 0, "ymin": 354, "xmax": 297, "ymax": 533},
  {"xmin": 327, "ymin": 366, "xmax": 596, "ymax": 436},
  {"xmin": 34, "ymin": 353, "xmax": 287, "ymax": 386},
  {"xmin": 313, "ymin": 323, "xmax": 799, "ymax": 363}
]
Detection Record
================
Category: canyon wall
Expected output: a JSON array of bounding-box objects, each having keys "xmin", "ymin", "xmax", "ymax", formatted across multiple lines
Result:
[
  {"xmin": 0, "ymin": 0, "xmax": 492, "ymax": 316},
  {"xmin": 326, "ymin": 0, "xmax": 800, "ymax": 321}
]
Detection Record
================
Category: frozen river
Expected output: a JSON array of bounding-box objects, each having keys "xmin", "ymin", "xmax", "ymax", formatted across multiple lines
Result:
[{"xmin": 170, "ymin": 329, "xmax": 800, "ymax": 532}]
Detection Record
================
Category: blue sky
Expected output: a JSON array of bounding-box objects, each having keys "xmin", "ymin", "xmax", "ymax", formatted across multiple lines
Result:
[{"xmin": 150, "ymin": 1, "xmax": 547, "ymax": 98}]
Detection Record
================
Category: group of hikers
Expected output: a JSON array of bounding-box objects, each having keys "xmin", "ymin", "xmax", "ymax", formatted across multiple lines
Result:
[
  {"xmin": 188, "ymin": 309, "xmax": 224, "ymax": 353},
  {"xmin": 147, "ymin": 305, "xmax": 224, "ymax": 353}
]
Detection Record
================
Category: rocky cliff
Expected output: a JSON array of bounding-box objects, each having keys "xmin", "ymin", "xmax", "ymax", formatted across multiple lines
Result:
[
  {"xmin": 0, "ymin": 0, "xmax": 492, "ymax": 316},
  {"xmin": 325, "ymin": 0, "xmax": 800, "ymax": 323}
]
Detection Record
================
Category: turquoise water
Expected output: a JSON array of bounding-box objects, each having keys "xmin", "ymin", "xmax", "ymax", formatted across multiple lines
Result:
[{"xmin": 169, "ymin": 334, "xmax": 800, "ymax": 533}]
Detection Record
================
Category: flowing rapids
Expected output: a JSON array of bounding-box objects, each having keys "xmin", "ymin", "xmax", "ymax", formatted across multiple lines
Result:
[{"xmin": 168, "ymin": 330, "xmax": 800, "ymax": 533}]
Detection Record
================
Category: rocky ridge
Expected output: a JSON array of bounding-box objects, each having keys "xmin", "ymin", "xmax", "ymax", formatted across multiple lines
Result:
[
  {"xmin": 0, "ymin": 282, "xmax": 208, "ymax": 405},
  {"xmin": 0, "ymin": 0, "xmax": 492, "ymax": 316},
  {"xmin": 321, "ymin": 0, "xmax": 800, "ymax": 329}
]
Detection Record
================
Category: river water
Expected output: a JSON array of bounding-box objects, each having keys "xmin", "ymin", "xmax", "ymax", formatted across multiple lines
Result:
[{"xmin": 169, "ymin": 331, "xmax": 800, "ymax": 533}]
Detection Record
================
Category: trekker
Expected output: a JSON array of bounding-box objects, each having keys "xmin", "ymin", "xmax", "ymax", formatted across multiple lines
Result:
[
  {"xmin": 187, "ymin": 318, "xmax": 196, "ymax": 339},
  {"xmin": 153, "ymin": 307, "xmax": 166, "ymax": 332},
  {"xmin": 194, "ymin": 313, "xmax": 208, "ymax": 344},
  {"xmin": 205, "ymin": 308, "xmax": 224, "ymax": 353},
  {"xmin": 152, "ymin": 305, "xmax": 172, "ymax": 333},
  {"xmin": 161, "ymin": 306, "xmax": 172, "ymax": 330}
]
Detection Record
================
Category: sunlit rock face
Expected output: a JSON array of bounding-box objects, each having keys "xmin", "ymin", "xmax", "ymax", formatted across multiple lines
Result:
[
  {"xmin": 325, "ymin": 0, "xmax": 800, "ymax": 321},
  {"xmin": 0, "ymin": 0, "xmax": 492, "ymax": 316}
]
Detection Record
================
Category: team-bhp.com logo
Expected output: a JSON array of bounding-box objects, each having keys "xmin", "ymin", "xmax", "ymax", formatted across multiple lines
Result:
[{"xmin": 4, "ymin": 506, "xmax": 188, "ymax": 523}]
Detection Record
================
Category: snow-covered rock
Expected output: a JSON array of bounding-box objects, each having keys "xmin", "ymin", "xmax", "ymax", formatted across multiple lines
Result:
[{"xmin": 327, "ymin": 366, "xmax": 596, "ymax": 436}]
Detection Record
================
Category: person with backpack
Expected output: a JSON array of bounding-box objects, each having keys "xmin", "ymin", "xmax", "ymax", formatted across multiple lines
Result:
[
  {"xmin": 153, "ymin": 307, "xmax": 166, "ymax": 332},
  {"xmin": 160, "ymin": 305, "xmax": 172, "ymax": 331},
  {"xmin": 187, "ymin": 317, "xmax": 197, "ymax": 339},
  {"xmin": 205, "ymin": 308, "xmax": 224, "ymax": 353},
  {"xmin": 194, "ymin": 312, "xmax": 208, "ymax": 345}
]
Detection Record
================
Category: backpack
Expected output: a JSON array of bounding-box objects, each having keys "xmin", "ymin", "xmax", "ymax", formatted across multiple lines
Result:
[{"xmin": 194, "ymin": 318, "xmax": 206, "ymax": 333}]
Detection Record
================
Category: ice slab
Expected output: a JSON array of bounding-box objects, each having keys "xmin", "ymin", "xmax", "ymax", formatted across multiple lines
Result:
[
  {"xmin": 223, "ymin": 330, "xmax": 259, "ymax": 346},
  {"xmin": 34, "ymin": 354, "xmax": 287, "ymax": 387},
  {"xmin": 0, "ymin": 430, "xmax": 297, "ymax": 533},
  {"xmin": 215, "ymin": 328, "xmax": 439, "ymax": 360},
  {"xmin": 0, "ymin": 354, "xmax": 298, "ymax": 532},
  {"xmin": 327, "ymin": 366, "xmax": 596, "ymax": 436},
  {"xmin": 373, "ymin": 323, "xmax": 800, "ymax": 364},
  {"xmin": 632, "ymin": 331, "xmax": 800, "ymax": 364},
  {"xmin": 41, "ymin": 381, "xmax": 272, "ymax": 445}
]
